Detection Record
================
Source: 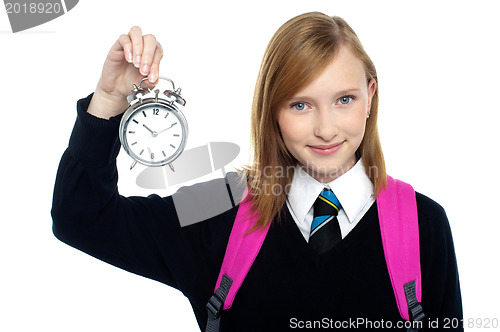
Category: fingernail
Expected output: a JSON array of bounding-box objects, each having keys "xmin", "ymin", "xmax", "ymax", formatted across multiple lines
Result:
[
  {"xmin": 127, "ymin": 52, "xmax": 133, "ymax": 63},
  {"xmin": 134, "ymin": 55, "xmax": 141, "ymax": 68},
  {"xmin": 149, "ymin": 71, "xmax": 156, "ymax": 83},
  {"xmin": 141, "ymin": 64, "xmax": 150, "ymax": 75}
]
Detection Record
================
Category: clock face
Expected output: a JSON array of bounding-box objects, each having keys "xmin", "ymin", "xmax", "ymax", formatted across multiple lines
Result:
[{"xmin": 123, "ymin": 103, "xmax": 187, "ymax": 166}]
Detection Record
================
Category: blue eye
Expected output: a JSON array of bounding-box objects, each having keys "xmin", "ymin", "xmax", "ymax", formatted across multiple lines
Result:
[
  {"xmin": 292, "ymin": 103, "xmax": 306, "ymax": 111},
  {"xmin": 339, "ymin": 96, "xmax": 352, "ymax": 105}
]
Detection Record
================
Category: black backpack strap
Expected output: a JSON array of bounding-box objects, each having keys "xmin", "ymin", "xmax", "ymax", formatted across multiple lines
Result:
[
  {"xmin": 404, "ymin": 280, "xmax": 425, "ymax": 331},
  {"xmin": 205, "ymin": 274, "xmax": 233, "ymax": 332}
]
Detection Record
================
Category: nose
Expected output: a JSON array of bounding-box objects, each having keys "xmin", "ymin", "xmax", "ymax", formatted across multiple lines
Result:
[{"xmin": 313, "ymin": 107, "xmax": 338, "ymax": 142}]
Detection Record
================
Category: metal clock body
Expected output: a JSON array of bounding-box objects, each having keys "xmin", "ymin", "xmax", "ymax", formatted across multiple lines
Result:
[{"xmin": 119, "ymin": 77, "xmax": 188, "ymax": 169}]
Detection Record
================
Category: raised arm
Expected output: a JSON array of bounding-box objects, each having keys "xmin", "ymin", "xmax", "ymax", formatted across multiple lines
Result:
[{"xmin": 51, "ymin": 27, "xmax": 180, "ymax": 287}]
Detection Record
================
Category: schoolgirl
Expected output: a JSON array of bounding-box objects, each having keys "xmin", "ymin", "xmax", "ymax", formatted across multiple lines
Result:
[{"xmin": 52, "ymin": 12, "xmax": 463, "ymax": 331}]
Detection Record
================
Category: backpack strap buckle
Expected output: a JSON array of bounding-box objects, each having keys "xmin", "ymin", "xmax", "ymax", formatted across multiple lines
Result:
[
  {"xmin": 206, "ymin": 293, "xmax": 223, "ymax": 320},
  {"xmin": 206, "ymin": 274, "xmax": 233, "ymax": 320},
  {"xmin": 404, "ymin": 280, "xmax": 425, "ymax": 331}
]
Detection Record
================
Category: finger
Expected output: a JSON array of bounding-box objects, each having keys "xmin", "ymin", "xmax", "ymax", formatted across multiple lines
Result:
[
  {"xmin": 128, "ymin": 26, "xmax": 143, "ymax": 68},
  {"xmin": 117, "ymin": 34, "xmax": 133, "ymax": 63},
  {"xmin": 148, "ymin": 42, "xmax": 164, "ymax": 83},
  {"xmin": 139, "ymin": 34, "xmax": 157, "ymax": 76}
]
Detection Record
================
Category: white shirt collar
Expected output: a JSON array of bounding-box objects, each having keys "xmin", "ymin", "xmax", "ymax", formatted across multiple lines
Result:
[{"xmin": 287, "ymin": 158, "xmax": 374, "ymax": 224}]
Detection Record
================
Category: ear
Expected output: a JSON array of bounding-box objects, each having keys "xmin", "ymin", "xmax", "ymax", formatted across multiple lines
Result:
[{"xmin": 367, "ymin": 79, "xmax": 377, "ymax": 111}]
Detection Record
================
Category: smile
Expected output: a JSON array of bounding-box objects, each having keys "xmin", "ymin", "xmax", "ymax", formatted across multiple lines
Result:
[{"xmin": 308, "ymin": 142, "xmax": 344, "ymax": 156}]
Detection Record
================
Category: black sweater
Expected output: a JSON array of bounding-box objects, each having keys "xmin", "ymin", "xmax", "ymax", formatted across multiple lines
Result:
[{"xmin": 51, "ymin": 94, "xmax": 463, "ymax": 331}]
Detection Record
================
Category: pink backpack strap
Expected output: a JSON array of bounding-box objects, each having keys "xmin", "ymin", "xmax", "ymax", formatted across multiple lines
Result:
[
  {"xmin": 377, "ymin": 175, "xmax": 424, "ymax": 324},
  {"xmin": 206, "ymin": 189, "xmax": 270, "ymax": 332},
  {"xmin": 206, "ymin": 176, "xmax": 424, "ymax": 332}
]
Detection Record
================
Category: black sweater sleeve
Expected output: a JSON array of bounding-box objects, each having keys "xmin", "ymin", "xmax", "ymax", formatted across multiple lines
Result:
[
  {"xmin": 51, "ymin": 93, "xmax": 177, "ymax": 287},
  {"xmin": 416, "ymin": 192, "xmax": 463, "ymax": 330},
  {"xmin": 51, "ymin": 94, "xmax": 234, "ymax": 296}
]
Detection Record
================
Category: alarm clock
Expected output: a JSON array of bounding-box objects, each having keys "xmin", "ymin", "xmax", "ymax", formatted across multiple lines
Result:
[{"xmin": 119, "ymin": 77, "xmax": 188, "ymax": 170}]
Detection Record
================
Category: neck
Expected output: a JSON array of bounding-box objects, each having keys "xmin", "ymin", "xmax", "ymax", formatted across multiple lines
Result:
[{"xmin": 303, "ymin": 159, "xmax": 358, "ymax": 184}]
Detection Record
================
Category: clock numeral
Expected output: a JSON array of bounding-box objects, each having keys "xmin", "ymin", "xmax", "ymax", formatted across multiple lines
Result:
[
  {"xmin": 142, "ymin": 111, "xmax": 147, "ymax": 117},
  {"xmin": 151, "ymin": 153, "xmax": 154, "ymax": 160},
  {"xmin": 162, "ymin": 151, "xmax": 166, "ymax": 157},
  {"xmin": 131, "ymin": 142, "xmax": 138, "ymax": 146},
  {"xmin": 129, "ymin": 131, "xmax": 135, "ymax": 134},
  {"xmin": 170, "ymin": 144, "xmax": 176, "ymax": 149},
  {"xmin": 140, "ymin": 149, "xmax": 144, "ymax": 155},
  {"xmin": 173, "ymin": 134, "xmax": 180, "ymax": 137},
  {"xmin": 153, "ymin": 108, "xmax": 159, "ymax": 115},
  {"xmin": 164, "ymin": 113, "xmax": 169, "ymax": 119},
  {"xmin": 133, "ymin": 119, "xmax": 139, "ymax": 124}
]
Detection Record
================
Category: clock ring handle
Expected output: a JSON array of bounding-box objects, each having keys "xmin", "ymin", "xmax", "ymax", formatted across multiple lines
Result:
[
  {"xmin": 137, "ymin": 76, "xmax": 186, "ymax": 106},
  {"xmin": 138, "ymin": 76, "xmax": 176, "ymax": 90}
]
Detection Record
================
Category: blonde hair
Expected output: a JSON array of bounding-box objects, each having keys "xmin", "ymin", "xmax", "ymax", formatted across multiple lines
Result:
[{"xmin": 244, "ymin": 12, "xmax": 386, "ymax": 230}]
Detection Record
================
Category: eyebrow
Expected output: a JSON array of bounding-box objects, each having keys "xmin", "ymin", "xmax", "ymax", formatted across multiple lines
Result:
[
  {"xmin": 289, "ymin": 88, "xmax": 362, "ymax": 101},
  {"xmin": 334, "ymin": 88, "xmax": 362, "ymax": 96}
]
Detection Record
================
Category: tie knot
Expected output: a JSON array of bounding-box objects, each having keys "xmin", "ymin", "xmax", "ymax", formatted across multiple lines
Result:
[{"xmin": 313, "ymin": 188, "xmax": 341, "ymax": 218}]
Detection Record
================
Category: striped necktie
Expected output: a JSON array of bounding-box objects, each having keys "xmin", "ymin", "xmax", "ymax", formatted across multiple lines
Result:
[{"xmin": 309, "ymin": 188, "xmax": 342, "ymax": 254}]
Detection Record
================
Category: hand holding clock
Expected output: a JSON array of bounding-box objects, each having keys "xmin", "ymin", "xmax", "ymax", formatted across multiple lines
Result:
[{"xmin": 87, "ymin": 26, "xmax": 163, "ymax": 120}]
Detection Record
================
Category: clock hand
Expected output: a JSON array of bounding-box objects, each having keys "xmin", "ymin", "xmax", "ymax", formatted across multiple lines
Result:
[
  {"xmin": 143, "ymin": 124, "xmax": 157, "ymax": 136},
  {"xmin": 157, "ymin": 122, "xmax": 178, "ymax": 135}
]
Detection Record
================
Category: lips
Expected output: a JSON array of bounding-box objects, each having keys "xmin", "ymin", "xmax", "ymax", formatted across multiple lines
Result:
[{"xmin": 308, "ymin": 142, "xmax": 344, "ymax": 155}]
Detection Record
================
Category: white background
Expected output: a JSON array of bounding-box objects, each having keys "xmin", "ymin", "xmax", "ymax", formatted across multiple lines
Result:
[{"xmin": 1, "ymin": 1, "xmax": 499, "ymax": 331}]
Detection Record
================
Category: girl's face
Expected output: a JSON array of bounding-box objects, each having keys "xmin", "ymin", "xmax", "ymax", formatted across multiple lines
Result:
[{"xmin": 278, "ymin": 46, "xmax": 376, "ymax": 183}]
